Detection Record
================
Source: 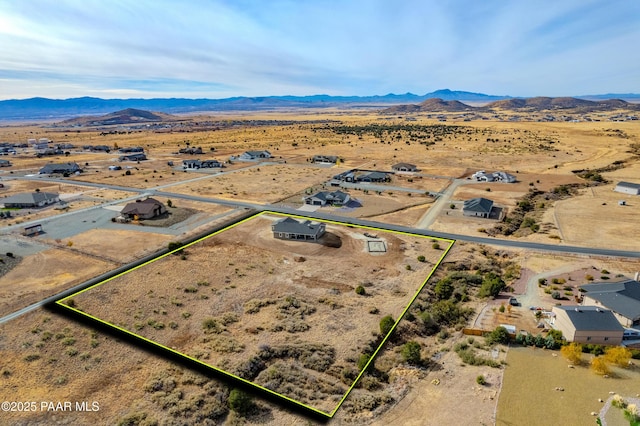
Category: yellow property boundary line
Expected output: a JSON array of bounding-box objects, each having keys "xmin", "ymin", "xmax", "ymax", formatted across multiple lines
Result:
[{"xmin": 54, "ymin": 211, "xmax": 454, "ymax": 418}]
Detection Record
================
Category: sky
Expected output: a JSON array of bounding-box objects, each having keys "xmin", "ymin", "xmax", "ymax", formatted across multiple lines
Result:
[{"xmin": 0, "ymin": 0, "xmax": 639, "ymax": 100}]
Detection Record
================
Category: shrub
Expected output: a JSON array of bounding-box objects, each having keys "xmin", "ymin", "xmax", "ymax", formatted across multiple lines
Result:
[
  {"xmin": 486, "ymin": 326, "xmax": 510, "ymax": 345},
  {"xmin": 167, "ymin": 241, "xmax": 184, "ymax": 254},
  {"xmin": 498, "ymin": 304, "xmax": 505, "ymax": 313},
  {"xmin": 476, "ymin": 375, "xmax": 486, "ymax": 385},
  {"xmin": 355, "ymin": 285, "xmax": 366, "ymax": 296},
  {"xmin": 478, "ymin": 272, "xmax": 506, "ymax": 298},
  {"xmin": 405, "ymin": 264, "xmax": 412, "ymax": 271},
  {"xmin": 400, "ymin": 341, "xmax": 421, "ymax": 365},
  {"xmin": 379, "ymin": 315, "xmax": 395, "ymax": 336},
  {"xmin": 6, "ymin": 252, "xmax": 13, "ymax": 258},
  {"xmin": 604, "ymin": 346, "xmax": 632, "ymax": 368},
  {"xmin": 228, "ymin": 389, "xmax": 253, "ymax": 415},
  {"xmin": 591, "ymin": 356, "xmax": 610, "ymax": 375},
  {"xmin": 551, "ymin": 290, "xmax": 561, "ymax": 299},
  {"xmin": 561, "ymin": 342, "xmax": 583, "ymax": 365},
  {"xmin": 417, "ymin": 255, "xmax": 426, "ymax": 262},
  {"xmin": 357, "ymin": 353, "xmax": 371, "ymax": 371},
  {"xmin": 432, "ymin": 242, "xmax": 440, "ymax": 250},
  {"xmin": 538, "ymin": 278, "xmax": 547, "ymax": 286},
  {"xmin": 434, "ymin": 278, "xmax": 454, "ymax": 300}
]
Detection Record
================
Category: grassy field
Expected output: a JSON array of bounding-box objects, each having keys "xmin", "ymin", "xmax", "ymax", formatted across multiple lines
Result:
[{"xmin": 497, "ymin": 346, "xmax": 640, "ymax": 426}]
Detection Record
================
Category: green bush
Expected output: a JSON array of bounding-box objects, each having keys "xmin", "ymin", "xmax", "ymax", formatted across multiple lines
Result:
[
  {"xmin": 355, "ymin": 285, "xmax": 366, "ymax": 296},
  {"xmin": 401, "ymin": 341, "xmax": 421, "ymax": 365},
  {"xmin": 379, "ymin": 315, "xmax": 395, "ymax": 335},
  {"xmin": 417, "ymin": 255, "xmax": 426, "ymax": 262},
  {"xmin": 476, "ymin": 375, "xmax": 486, "ymax": 385},
  {"xmin": 357, "ymin": 353, "xmax": 371, "ymax": 371},
  {"xmin": 228, "ymin": 388, "xmax": 253, "ymax": 415},
  {"xmin": 485, "ymin": 326, "xmax": 510, "ymax": 345}
]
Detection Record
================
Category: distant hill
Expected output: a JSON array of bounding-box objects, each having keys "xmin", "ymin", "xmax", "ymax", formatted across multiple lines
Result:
[
  {"xmin": 485, "ymin": 97, "xmax": 640, "ymax": 112},
  {"xmin": 384, "ymin": 98, "xmax": 473, "ymax": 113},
  {"xmin": 382, "ymin": 96, "xmax": 640, "ymax": 114},
  {"xmin": 0, "ymin": 89, "xmax": 509, "ymax": 120},
  {"xmin": 58, "ymin": 108, "xmax": 177, "ymax": 126},
  {"xmin": 0, "ymin": 90, "xmax": 637, "ymax": 121}
]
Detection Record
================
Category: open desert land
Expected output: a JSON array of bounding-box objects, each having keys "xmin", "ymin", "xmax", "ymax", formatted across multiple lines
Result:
[
  {"xmin": 0, "ymin": 248, "xmax": 114, "ymax": 317},
  {"xmin": 61, "ymin": 213, "xmax": 451, "ymax": 415},
  {"xmin": 167, "ymin": 164, "xmax": 347, "ymax": 203},
  {"xmin": 61, "ymin": 215, "xmax": 448, "ymax": 413}
]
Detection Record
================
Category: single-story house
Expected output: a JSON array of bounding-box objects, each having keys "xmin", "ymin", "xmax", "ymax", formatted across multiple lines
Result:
[
  {"xmin": 492, "ymin": 171, "xmax": 517, "ymax": 183},
  {"xmin": 614, "ymin": 181, "xmax": 640, "ymax": 196},
  {"xmin": 1, "ymin": 192, "xmax": 59, "ymax": 208},
  {"xmin": 201, "ymin": 160, "xmax": 223, "ymax": 168},
  {"xmin": 312, "ymin": 155, "xmax": 338, "ymax": 164},
  {"xmin": 550, "ymin": 306, "xmax": 624, "ymax": 345},
  {"xmin": 304, "ymin": 190, "xmax": 350, "ymax": 206},
  {"xmin": 183, "ymin": 159, "xmax": 202, "ymax": 169},
  {"xmin": 0, "ymin": 159, "xmax": 11, "ymax": 167},
  {"xmin": 580, "ymin": 279, "xmax": 640, "ymax": 327},
  {"xmin": 118, "ymin": 147, "xmax": 144, "ymax": 154},
  {"xmin": 462, "ymin": 197, "xmax": 494, "ymax": 218},
  {"xmin": 119, "ymin": 153, "xmax": 147, "ymax": 162},
  {"xmin": 39, "ymin": 162, "xmax": 81, "ymax": 175},
  {"xmin": 271, "ymin": 217, "xmax": 326, "ymax": 241},
  {"xmin": 472, "ymin": 170, "xmax": 516, "ymax": 183},
  {"xmin": 392, "ymin": 163, "xmax": 419, "ymax": 172},
  {"xmin": 120, "ymin": 198, "xmax": 167, "ymax": 220},
  {"xmin": 179, "ymin": 147, "xmax": 203, "ymax": 155},
  {"xmin": 90, "ymin": 145, "xmax": 111, "ymax": 153},
  {"xmin": 358, "ymin": 171, "xmax": 391, "ymax": 183},
  {"xmin": 239, "ymin": 150, "xmax": 271, "ymax": 160},
  {"xmin": 183, "ymin": 159, "xmax": 223, "ymax": 169}
]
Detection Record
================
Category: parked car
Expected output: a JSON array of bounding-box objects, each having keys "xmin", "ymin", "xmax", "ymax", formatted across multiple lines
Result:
[{"xmin": 509, "ymin": 297, "xmax": 519, "ymax": 306}]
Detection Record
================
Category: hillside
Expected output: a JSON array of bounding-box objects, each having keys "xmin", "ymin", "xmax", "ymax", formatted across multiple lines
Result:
[
  {"xmin": 383, "ymin": 98, "xmax": 473, "ymax": 113},
  {"xmin": 382, "ymin": 96, "xmax": 640, "ymax": 114},
  {"xmin": 57, "ymin": 108, "xmax": 178, "ymax": 126}
]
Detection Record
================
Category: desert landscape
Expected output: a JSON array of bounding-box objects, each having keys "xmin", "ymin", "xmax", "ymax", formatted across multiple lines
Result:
[{"xmin": 1, "ymin": 98, "xmax": 639, "ymax": 425}]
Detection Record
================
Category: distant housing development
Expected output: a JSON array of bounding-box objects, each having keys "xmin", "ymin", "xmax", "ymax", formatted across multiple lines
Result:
[
  {"xmin": 271, "ymin": 217, "xmax": 326, "ymax": 241},
  {"xmin": 580, "ymin": 279, "xmax": 640, "ymax": 327},
  {"xmin": 463, "ymin": 197, "xmax": 494, "ymax": 218},
  {"xmin": 472, "ymin": 170, "xmax": 517, "ymax": 183},
  {"xmin": 39, "ymin": 162, "xmax": 81, "ymax": 175},
  {"xmin": 304, "ymin": 190, "xmax": 350, "ymax": 206},
  {"xmin": 614, "ymin": 181, "xmax": 640, "ymax": 195},
  {"xmin": 1, "ymin": 192, "xmax": 59, "ymax": 208},
  {"xmin": 550, "ymin": 306, "xmax": 624, "ymax": 345}
]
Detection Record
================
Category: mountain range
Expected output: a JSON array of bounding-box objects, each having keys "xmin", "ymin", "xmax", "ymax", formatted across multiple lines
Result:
[{"xmin": 0, "ymin": 89, "xmax": 639, "ymax": 121}]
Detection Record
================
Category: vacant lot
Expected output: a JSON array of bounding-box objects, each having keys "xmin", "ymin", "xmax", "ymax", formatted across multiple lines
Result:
[
  {"xmin": 497, "ymin": 346, "xmax": 640, "ymax": 426},
  {"xmin": 63, "ymin": 213, "xmax": 450, "ymax": 415},
  {"xmin": 0, "ymin": 248, "xmax": 113, "ymax": 317}
]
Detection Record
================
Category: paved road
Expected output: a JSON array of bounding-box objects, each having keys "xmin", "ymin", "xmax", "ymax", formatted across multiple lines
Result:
[{"xmin": 415, "ymin": 178, "xmax": 470, "ymax": 228}]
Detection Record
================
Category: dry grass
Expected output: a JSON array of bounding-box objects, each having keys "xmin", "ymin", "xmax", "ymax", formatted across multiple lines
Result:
[
  {"xmin": 65, "ymin": 213, "xmax": 449, "ymax": 413},
  {"xmin": 497, "ymin": 346, "xmax": 640, "ymax": 426}
]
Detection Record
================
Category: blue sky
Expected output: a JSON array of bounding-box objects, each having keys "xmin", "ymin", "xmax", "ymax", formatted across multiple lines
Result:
[{"xmin": 0, "ymin": 0, "xmax": 638, "ymax": 100}]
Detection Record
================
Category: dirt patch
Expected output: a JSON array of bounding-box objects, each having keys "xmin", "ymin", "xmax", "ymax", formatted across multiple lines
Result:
[{"xmin": 0, "ymin": 248, "xmax": 113, "ymax": 316}]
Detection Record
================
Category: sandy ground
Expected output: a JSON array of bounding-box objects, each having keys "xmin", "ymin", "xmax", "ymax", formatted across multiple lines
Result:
[
  {"xmin": 65, "ymin": 213, "xmax": 449, "ymax": 414},
  {"xmin": 554, "ymin": 184, "xmax": 640, "ymax": 250},
  {"xmin": 0, "ymin": 248, "xmax": 113, "ymax": 317}
]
